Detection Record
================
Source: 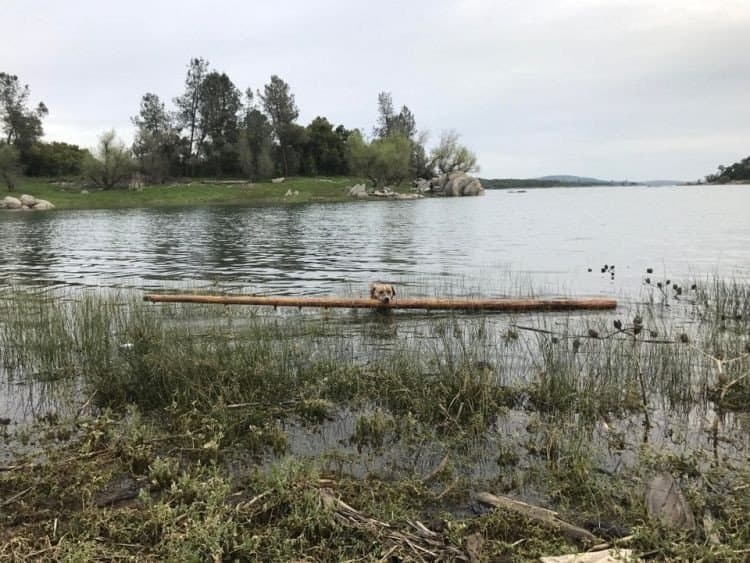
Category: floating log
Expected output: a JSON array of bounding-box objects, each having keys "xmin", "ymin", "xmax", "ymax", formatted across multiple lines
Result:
[{"xmin": 143, "ymin": 294, "xmax": 616, "ymax": 312}]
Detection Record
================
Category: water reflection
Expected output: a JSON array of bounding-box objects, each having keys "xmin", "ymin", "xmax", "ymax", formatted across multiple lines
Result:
[{"xmin": 1, "ymin": 186, "xmax": 750, "ymax": 296}]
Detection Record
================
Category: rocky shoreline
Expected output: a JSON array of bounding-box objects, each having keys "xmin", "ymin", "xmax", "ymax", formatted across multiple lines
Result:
[
  {"xmin": 347, "ymin": 172, "xmax": 484, "ymax": 200},
  {"xmin": 1, "ymin": 194, "xmax": 55, "ymax": 210}
]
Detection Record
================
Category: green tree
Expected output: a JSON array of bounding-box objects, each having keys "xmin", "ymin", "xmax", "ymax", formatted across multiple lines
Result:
[
  {"xmin": 373, "ymin": 91, "xmax": 426, "ymax": 178},
  {"xmin": 83, "ymin": 130, "xmax": 133, "ymax": 189},
  {"xmin": 0, "ymin": 143, "xmax": 21, "ymax": 191},
  {"xmin": 198, "ymin": 72, "xmax": 242, "ymax": 176},
  {"xmin": 305, "ymin": 117, "xmax": 349, "ymax": 175},
  {"xmin": 259, "ymin": 75, "xmax": 299, "ymax": 176},
  {"xmin": 173, "ymin": 57, "xmax": 209, "ymax": 175},
  {"xmin": 26, "ymin": 142, "xmax": 88, "ymax": 176},
  {"xmin": 348, "ymin": 130, "xmax": 411, "ymax": 187},
  {"xmin": 0, "ymin": 73, "xmax": 48, "ymax": 162},
  {"xmin": 132, "ymin": 93, "xmax": 180, "ymax": 183},
  {"xmin": 374, "ymin": 91, "xmax": 395, "ymax": 139},
  {"xmin": 238, "ymin": 91, "xmax": 275, "ymax": 180},
  {"xmin": 429, "ymin": 130, "xmax": 479, "ymax": 175},
  {"xmin": 706, "ymin": 156, "xmax": 750, "ymax": 183}
]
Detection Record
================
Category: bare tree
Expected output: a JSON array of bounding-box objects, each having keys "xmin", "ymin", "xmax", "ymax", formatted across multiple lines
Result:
[
  {"xmin": 83, "ymin": 130, "xmax": 133, "ymax": 189},
  {"xmin": 430, "ymin": 130, "xmax": 479, "ymax": 175}
]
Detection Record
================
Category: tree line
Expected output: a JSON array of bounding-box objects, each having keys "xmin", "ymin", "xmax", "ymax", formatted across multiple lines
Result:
[
  {"xmin": 705, "ymin": 156, "xmax": 750, "ymax": 184},
  {"xmin": 1, "ymin": 61, "xmax": 478, "ymax": 190}
]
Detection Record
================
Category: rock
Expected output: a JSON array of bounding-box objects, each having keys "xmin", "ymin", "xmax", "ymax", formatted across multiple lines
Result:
[
  {"xmin": 128, "ymin": 173, "xmax": 145, "ymax": 191},
  {"xmin": 2, "ymin": 196, "xmax": 22, "ymax": 209},
  {"xmin": 462, "ymin": 178, "xmax": 484, "ymax": 196},
  {"xmin": 81, "ymin": 189, "xmax": 89, "ymax": 194},
  {"xmin": 0, "ymin": 200, "xmax": 5, "ymax": 209},
  {"xmin": 430, "ymin": 172, "xmax": 485, "ymax": 197},
  {"xmin": 646, "ymin": 473, "xmax": 695, "ymax": 531},
  {"xmin": 20, "ymin": 194, "xmax": 37, "ymax": 207},
  {"xmin": 271, "ymin": 177, "xmax": 285, "ymax": 184},
  {"xmin": 373, "ymin": 186, "xmax": 395, "ymax": 198},
  {"xmin": 413, "ymin": 178, "xmax": 431, "ymax": 193},
  {"xmin": 395, "ymin": 193, "xmax": 422, "ymax": 200},
  {"xmin": 32, "ymin": 199, "xmax": 55, "ymax": 210},
  {"xmin": 284, "ymin": 189, "xmax": 293, "ymax": 197},
  {"xmin": 347, "ymin": 184, "xmax": 368, "ymax": 199},
  {"xmin": 293, "ymin": 190, "xmax": 299, "ymax": 196}
]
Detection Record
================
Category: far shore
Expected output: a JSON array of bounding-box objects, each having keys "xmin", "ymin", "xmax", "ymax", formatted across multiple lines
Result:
[{"xmin": 2, "ymin": 177, "xmax": 412, "ymax": 211}]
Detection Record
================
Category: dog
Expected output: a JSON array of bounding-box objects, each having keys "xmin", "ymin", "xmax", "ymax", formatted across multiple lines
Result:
[{"xmin": 370, "ymin": 282, "xmax": 396, "ymax": 305}]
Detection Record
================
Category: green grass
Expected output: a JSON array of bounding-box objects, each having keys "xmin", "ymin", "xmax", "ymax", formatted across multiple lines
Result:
[
  {"xmin": 2, "ymin": 281, "xmax": 750, "ymax": 560},
  {"xmin": 5, "ymin": 176, "xmax": 398, "ymax": 210}
]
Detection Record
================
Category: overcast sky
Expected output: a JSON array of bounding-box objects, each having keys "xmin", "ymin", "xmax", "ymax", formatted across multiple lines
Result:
[{"xmin": 3, "ymin": 0, "xmax": 749, "ymax": 180}]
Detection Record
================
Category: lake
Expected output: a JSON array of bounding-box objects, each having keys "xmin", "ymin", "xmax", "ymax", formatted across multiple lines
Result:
[{"xmin": 1, "ymin": 185, "xmax": 749, "ymax": 299}]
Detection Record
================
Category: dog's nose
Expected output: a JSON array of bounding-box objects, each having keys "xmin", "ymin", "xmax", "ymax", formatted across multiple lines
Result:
[{"xmin": 382, "ymin": 296, "xmax": 390, "ymax": 303}]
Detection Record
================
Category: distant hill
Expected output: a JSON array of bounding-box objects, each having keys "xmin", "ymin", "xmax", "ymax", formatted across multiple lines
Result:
[
  {"xmin": 481, "ymin": 176, "xmax": 637, "ymax": 189},
  {"xmin": 641, "ymin": 180, "xmax": 684, "ymax": 187},
  {"xmin": 480, "ymin": 175, "xmax": 686, "ymax": 189},
  {"xmin": 535, "ymin": 175, "xmax": 609, "ymax": 184}
]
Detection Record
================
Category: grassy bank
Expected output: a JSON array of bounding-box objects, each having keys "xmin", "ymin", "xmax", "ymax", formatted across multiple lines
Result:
[
  {"xmin": 2, "ymin": 281, "xmax": 750, "ymax": 560},
  {"xmin": 4, "ymin": 177, "xmax": 384, "ymax": 210}
]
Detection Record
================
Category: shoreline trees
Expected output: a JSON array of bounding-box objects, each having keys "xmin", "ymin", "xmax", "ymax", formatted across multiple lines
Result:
[
  {"xmin": 1, "ymin": 63, "xmax": 481, "ymax": 188},
  {"xmin": 705, "ymin": 156, "xmax": 750, "ymax": 184}
]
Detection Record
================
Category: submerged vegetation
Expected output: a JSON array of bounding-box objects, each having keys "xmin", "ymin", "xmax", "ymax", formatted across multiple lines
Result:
[{"xmin": 2, "ymin": 279, "xmax": 750, "ymax": 560}]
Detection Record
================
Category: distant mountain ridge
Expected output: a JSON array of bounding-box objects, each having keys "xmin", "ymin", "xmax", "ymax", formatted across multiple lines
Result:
[
  {"xmin": 535, "ymin": 175, "xmax": 608, "ymax": 184},
  {"xmin": 481, "ymin": 175, "xmax": 684, "ymax": 189}
]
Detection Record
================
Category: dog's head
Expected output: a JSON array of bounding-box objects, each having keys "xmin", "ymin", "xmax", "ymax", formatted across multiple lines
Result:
[{"xmin": 370, "ymin": 282, "xmax": 396, "ymax": 305}]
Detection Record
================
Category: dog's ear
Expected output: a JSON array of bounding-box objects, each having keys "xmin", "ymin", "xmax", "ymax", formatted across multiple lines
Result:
[
  {"xmin": 370, "ymin": 285, "xmax": 376, "ymax": 298},
  {"xmin": 391, "ymin": 285, "xmax": 396, "ymax": 296}
]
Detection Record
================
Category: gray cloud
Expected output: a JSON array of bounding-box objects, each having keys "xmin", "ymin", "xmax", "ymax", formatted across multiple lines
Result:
[{"xmin": 3, "ymin": 0, "xmax": 749, "ymax": 180}]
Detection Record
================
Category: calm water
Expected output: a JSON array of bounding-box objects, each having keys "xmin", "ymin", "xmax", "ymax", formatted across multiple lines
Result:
[{"xmin": 1, "ymin": 185, "xmax": 749, "ymax": 298}]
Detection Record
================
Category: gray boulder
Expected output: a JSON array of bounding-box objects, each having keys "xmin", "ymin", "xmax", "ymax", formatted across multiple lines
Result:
[
  {"xmin": 32, "ymin": 199, "xmax": 55, "ymax": 210},
  {"xmin": 20, "ymin": 194, "xmax": 37, "ymax": 207},
  {"xmin": 413, "ymin": 178, "xmax": 430, "ymax": 193},
  {"xmin": 2, "ymin": 196, "xmax": 22, "ymax": 209},
  {"xmin": 271, "ymin": 177, "xmax": 286, "ymax": 184},
  {"xmin": 440, "ymin": 172, "xmax": 485, "ymax": 197},
  {"xmin": 462, "ymin": 178, "xmax": 484, "ymax": 196},
  {"xmin": 347, "ymin": 184, "xmax": 369, "ymax": 199}
]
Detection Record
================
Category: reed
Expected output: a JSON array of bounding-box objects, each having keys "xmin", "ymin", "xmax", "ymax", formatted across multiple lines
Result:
[{"xmin": 2, "ymin": 279, "xmax": 750, "ymax": 560}]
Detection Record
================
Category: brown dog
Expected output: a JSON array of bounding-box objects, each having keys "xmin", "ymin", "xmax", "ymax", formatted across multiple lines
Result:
[{"xmin": 370, "ymin": 282, "xmax": 396, "ymax": 305}]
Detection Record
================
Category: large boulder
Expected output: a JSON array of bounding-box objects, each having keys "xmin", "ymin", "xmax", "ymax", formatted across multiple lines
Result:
[
  {"xmin": 2, "ymin": 196, "xmax": 22, "ymax": 209},
  {"xmin": 20, "ymin": 194, "xmax": 37, "ymax": 207},
  {"xmin": 347, "ymin": 184, "xmax": 369, "ymax": 199},
  {"xmin": 32, "ymin": 199, "xmax": 55, "ymax": 210},
  {"xmin": 440, "ymin": 172, "xmax": 485, "ymax": 197}
]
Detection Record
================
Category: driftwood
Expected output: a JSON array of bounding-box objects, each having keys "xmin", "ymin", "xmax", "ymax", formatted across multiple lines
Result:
[
  {"xmin": 144, "ymin": 293, "xmax": 617, "ymax": 312},
  {"xmin": 540, "ymin": 549, "xmax": 638, "ymax": 562},
  {"xmin": 475, "ymin": 492, "xmax": 599, "ymax": 544},
  {"xmin": 320, "ymin": 487, "xmax": 469, "ymax": 561}
]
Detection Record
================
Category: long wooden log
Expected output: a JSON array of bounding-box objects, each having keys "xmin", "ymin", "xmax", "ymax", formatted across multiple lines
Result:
[{"xmin": 143, "ymin": 294, "xmax": 616, "ymax": 312}]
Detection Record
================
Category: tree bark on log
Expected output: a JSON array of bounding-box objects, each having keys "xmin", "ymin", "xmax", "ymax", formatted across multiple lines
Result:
[{"xmin": 144, "ymin": 294, "xmax": 617, "ymax": 312}]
